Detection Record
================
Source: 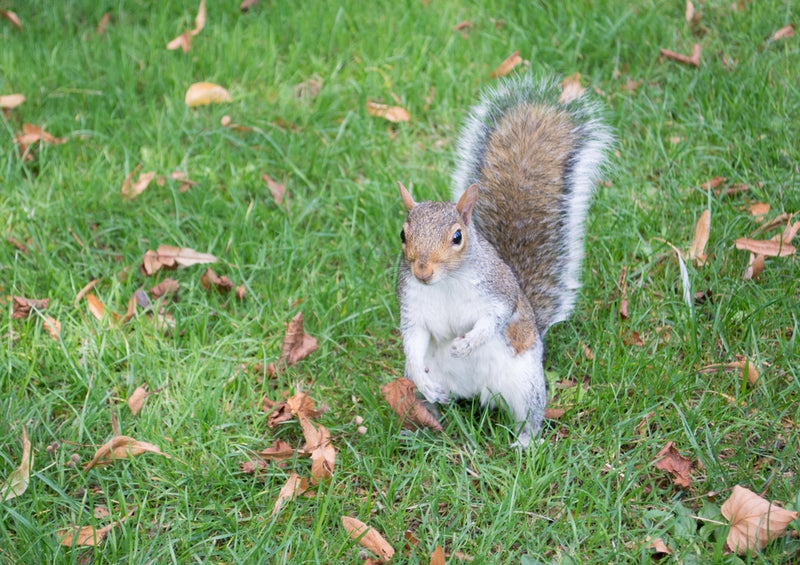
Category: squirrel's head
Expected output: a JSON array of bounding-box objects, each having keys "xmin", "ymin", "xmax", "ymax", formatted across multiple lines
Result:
[{"xmin": 397, "ymin": 182, "xmax": 478, "ymax": 285}]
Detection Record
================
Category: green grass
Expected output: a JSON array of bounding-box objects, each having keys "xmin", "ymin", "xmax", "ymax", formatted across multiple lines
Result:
[{"xmin": 1, "ymin": 0, "xmax": 799, "ymax": 563}]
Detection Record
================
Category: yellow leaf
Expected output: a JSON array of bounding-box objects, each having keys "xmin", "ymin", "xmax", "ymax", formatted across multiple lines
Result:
[{"xmin": 185, "ymin": 82, "xmax": 232, "ymax": 107}]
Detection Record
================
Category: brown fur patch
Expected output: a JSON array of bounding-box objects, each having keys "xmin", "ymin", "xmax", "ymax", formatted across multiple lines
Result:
[{"xmin": 506, "ymin": 296, "xmax": 537, "ymax": 355}]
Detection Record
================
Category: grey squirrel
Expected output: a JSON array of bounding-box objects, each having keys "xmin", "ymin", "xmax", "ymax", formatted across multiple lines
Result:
[{"xmin": 396, "ymin": 75, "xmax": 612, "ymax": 447}]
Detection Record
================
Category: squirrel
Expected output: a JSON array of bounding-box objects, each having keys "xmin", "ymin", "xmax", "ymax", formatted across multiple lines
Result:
[{"xmin": 396, "ymin": 75, "xmax": 612, "ymax": 448}]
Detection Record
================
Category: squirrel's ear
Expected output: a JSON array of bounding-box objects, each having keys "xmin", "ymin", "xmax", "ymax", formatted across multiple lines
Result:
[
  {"xmin": 456, "ymin": 183, "xmax": 479, "ymax": 224},
  {"xmin": 397, "ymin": 181, "xmax": 416, "ymax": 211}
]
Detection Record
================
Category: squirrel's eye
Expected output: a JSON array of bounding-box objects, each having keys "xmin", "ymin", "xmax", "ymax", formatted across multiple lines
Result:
[
  {"xmin": 452, "ymin": 229, "xmax": 462, "ymax": 245},
  {"xmin": 400, "ymin": 229, "xmax": 406, "ymax": 244}
]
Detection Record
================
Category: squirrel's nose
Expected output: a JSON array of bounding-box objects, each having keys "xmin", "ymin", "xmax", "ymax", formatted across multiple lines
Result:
[{"xmin": 413, "ymin": 263, "xmax": 435, "ymax": 284}]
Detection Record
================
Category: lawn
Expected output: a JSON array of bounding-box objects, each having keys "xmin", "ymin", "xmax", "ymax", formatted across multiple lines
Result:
[{"xmin": 1, "ymin": 1, "xmax": 799, "ymax": 563}]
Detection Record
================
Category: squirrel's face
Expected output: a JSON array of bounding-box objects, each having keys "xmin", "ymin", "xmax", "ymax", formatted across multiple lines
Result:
[{"xmin": 401, "ymin": 202, "xmax": 469, "ymax": 285}]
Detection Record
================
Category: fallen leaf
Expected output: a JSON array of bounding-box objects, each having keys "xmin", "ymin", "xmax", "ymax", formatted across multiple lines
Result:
[
  {"xmin": 122, "ymin": 170, "xmax": 157, "ymax": 200},
  {"xmin": 58, "ymin": 509, "xmax": 134, "ymax": 547},
  {"xmin": 779, "ymin": 220, "xmax": 800, "ymax": 245},
  {"xmin": 735, "ymin": 237, "xmax": 795, "ymax": 257},
  {"xmin": 149, "ymin": 278, "xmax": 180, "ymax": 299},
  {"xmin": 771, "ymin": 24, "xmax": 794, "ymax": 41},
  {"xmin": 167, "ymin": 31, "xmax": 191, "ymax": 52},
  {"xmin": 490, "ymin": 50, "xmax": 523, "ymax": 78},
  {"xmin": 652, "ymin": 441, "xmax": 693, "ymax": 488},
  {"xmin": 86, "ymin": 293, "xmax": 105, "ymax": 320},
  {"xmin": 185, "ymin": 82, "xmax": 232, "ymax": 107},
  {"xmin": 191, "ymin": 0, "xmax": 206, "ymax": 36},
  {"xmin": 1, "ymin": 427, "xmax": 33, "ymax": 501},
  {"xmin": 0, "ymin": 93, "xmax": 25, "ymax": 109},
  {"xmin": 430, "ymin": 545, "xmax": 446, "ymax": 565},
  {"xmin": 647, "ymin": 536, "xmax": 671, "ymax": 556},
  {"xmin": 140, "ymin": 245, "xmax": 218, "ymax": 275},
  {"xmin": 687, "ymin": 209, "xmax": 710, "ymax": 266},
  {"xmin": 127, "ymin": 385, "xmax": 149, "ymax": 416},
  {"xmin": 84, "ymin": 435, "xmax": 171, "ymax": 471},
  {"xmin": 256, "ymin": 439, "xmax": 295, "ymax": 461},
  {"xmin": 271, "ymin": 472, "xmax": 309, "ymax": 518},
  {"xmin": 298, "ymin": 416, "xmax": 336, "ymax": 484},
  {"xmin": 341, "ymin": 516, "xmax": 396, "ymax": 561},
  {"xmin": 262, "ymin": 173, "xmax": 286, "ymax": 205},
  {"xmin": 544, "ymin": 407, "xmax": 566, "ymax": 419},
  {"xmin": 732, "ymin": 357, "xmax": 760, "ymax": 385},
  {"xmin": 241, "ymin": 0, "xmax": 258, "ymax": 11},
  {"xmin": 721, "ymin": 485, "xmax": 799, "ymax": 554},
  {"xmin": 685, "ymin": 0, "xmax": 695, "ymax": 23},
  {"xmin": 702, "ymin": 176, "xmax": 727, "ymax": 191},
  {"xmin": 617, "ymin": 265, "xmax": 629, "ymax": 319},
  {"xmin": 743, "ymin": 253, "xmax": 765, "ymax": 280},
  {"xmin": 235, "ymin": 285, "xmax": 246, "ymax": 300},
  {"xmin": 15, "ymin": 124, "xmax": 66, "ymax": 159},
  {"xmin": 267, "ymin": 313, "xmax": 319, "ymax": 375},
  {"xmin": 366, "ymin": 100, "xmax": 411, "ymax": 123},
  {"xmin": 96, "ymin": 12, "xmax": 111, "ymax": 35},
  {"xmin": 264, "ymin": 391, "xmax": 326, "ymax": 427},
  {"xmin": 749, "ymin": 202, "xmax": 770, "ymax": 219},
  {"xmin": 558, "ymin": 73, "xmax": 585, "ymax": 104},
  {"xmin": 42, "ymin": 316, "xmax": 61, "ymax": 340},
  {"xmin": 170, "ymin": 170, "xmax": 197, "ymax": 192},
  {"xmin": 453, "ymin": 21, "xmax": 470, "ymax": 31},
  {"xmin": 381, "ymin": 378, "xmax": 443, "ymax": 432},
  {"xmin": 293, "ymin": 77, "xmax": 322, "ymax": 100},
  {"xmin": 0, "ymin": 10, "xmax": 21, "ymax": 30},
  {"xmin": 12, "ymin": 296, "xmax": 50, "ymax": 319},
  {"xmin": 661, "ymin": 43, "xmax": 701, "ymax": 67},
  {"xmin": 200, "ymin": 267, "xmax": 234, "ymax": 293},
  {"xmin": 74, "ymin": 279, "xmax": 101, "ymax": 306}
]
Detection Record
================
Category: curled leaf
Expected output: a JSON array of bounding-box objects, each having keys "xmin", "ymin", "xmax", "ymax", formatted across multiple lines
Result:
[
  {"xmin": 652, "ymin": 441, "xmax": 693, "ymax": 488},
  {"xmin": 687, "ymin": 209, "xmax": 710, "ymax": 266},
  {"xmin": 490, "ymin": 50, "xmax": 523, "ymax": 78},
  {"xmin": 735, "ymin": 237, "xmax": 795, "ymax": 257},
  {"xmin": 127, "ymin": 385, "xmax": 149, "ymax": 416},
  {"xmin": 381, "ymin": 378, "xmax": 443, "ymax": 432},
  {"xmin": 84, "ymin": 435, "xmax": 171, "ymax": 471},
  {"xmin": 271, "ymin": 472, "xmax": 309, "ymax": 518}
]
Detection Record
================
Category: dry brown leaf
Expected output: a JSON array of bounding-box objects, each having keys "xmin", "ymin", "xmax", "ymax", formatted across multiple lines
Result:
[
  {"xmin": 453, "ymin": 20, "xmax": 470, "ymax": 32},
  {"xmin": 15, "ymin": 124, "xmax": 66, "ymax": 159},
  {"xmin": 43, "ymin": 316, "xmax": 61, "ymax": 340},
  {"xmin": 200, "ymin": 268, "xmax": 234, "ymax": 293},
  {"xmin": 167, "ymin": 30, "xmax": 191, "ymax": 52},
  {"xmin": 721, "ymin": 485, "xmax": 799, "ymax": 554},
  {"xmin": 341, "ymin": 516, "xmax": 396, "ymax": 561},
  {"xmin": 743, "ymin": 253, "xmax": 766, "ymax": 281},
  {"xmin": 780, "ymin": 220, "xmax": 800, "ymax": 245},
  {"xmin": 83, "ymin": 435, "xmax": 171, "ymax": 471},
  {"xmin": 241, "ymin": 0, "xmax": 258, "ymax": 11},
  {"xmin": 1, "ymin": 427, "xmax": 32, "ymax": 501},
  {"xmin": 271, "ymin": 472, "xmax": 309, "ymax": 518},
  {"xmin": 732, "ymin": 357, "xmax": 760, "ymax": 385},
  {"xmin": 96, "ymin": 13, "xmax": 111, "ymax": 35},
  {"xmin": 0, "ymin": 10, "xmax": 21, "ymax": 30},
  {"xmin": 702, "ymin": 176, "xmax": 727, "ymax": 191},
  {"xmin": 185, "ymin": 82, "xmax": 232, "ymax": 107},
  {"xmin": 235, "ymin": 285, "xmax": 246, "ymax": 300},
  {"xmin": 262, "ymin": 173, "xmax": 286, "ymax": 205},
  {"xmin": 127, "ymin": 385, "xmax": 149, "ymax": 416},
  {"xmin": 647, "ymin": 536, "xmax": 672, "ymax": 555},
  {"xmin": 267, "ymin": 313, "xmax": 319, "ymax": 375},
  {"xmin": 772, "ymin": 24, "xmax": 794, "ymax": 41},
  {"xmin": 264, "ymin": 391, "xmax": 326, "ymax": 427},
  {"xmin": 0, "ymin": 93, "xmax": 25, "ymax": 109},
  {"xmin": 617, "ymin": 265, "xmax": 629, "ymax": 319},
  {"xmin": 366, "ymin": 100, "xmax": 411, "ymax": 123},
  {"xmin": 299, "ymin": 417, "xmax": 336, "ymax": 484},
  {"xmin": 381, "ymin": 378, "xmax": 443, "ymax": 432},
  {"xmin": 749, "ymin": 202, "xmax": 770, "ymax": 220},
  {"xmin": 490, "ymin": 50, "xmax": 523, "ymax": 78},
  {"xmin": 735, "ymin": 237, "xmax": 795, "ymax": 257},
  {"xmin": 544, "ymin": 407, "xmax": 566, "ymax": 419},
  {"xmin": 687, "ymin": 209, "xmax": 710, "ymax": 266},
  {"xmin": 685, "ymin": 0, "xmax": 695, "ymax": 23},
  {"xmin": 12, "ymin": 296, "xmax": 50, "ymax": 319},
  {"xmin": 58, "ymin": 523, "xmax": 117, "ymax": 547},
  {"xmin": 140, "ymin": 245, "xmax": 218, "ymax": 275},
  {"xmin": 558, "ymin": 73, "xmax": 585, "ymax": 104},
  {"xmin": 74, "ymin": 279, "xmax": 101, "ymax": 306},
  {"xmin": 430, "ymin": 545, "xmax": 446, "ymax": 565},
  {"xmin": 122, "ymin": 170, "xmax": 157, "ymax": 200},
  {"xmin": 652, "ymin": 441, "xmax": 693, "ymax": 488},
  {"xmin": 149, "ymin": 278, "xmax": 180, "ymax": 299},
  {"xmin": 661, "ymin": 43, "xmax": 701, "ymax": 67},
  {"xmin": 191, "ymin": 0, "xmax": 206, "ymax": 36},
  {"xmin": 170, "ymin": 170, "xmax": 197, "ymax": 192},
  {"xmin": 85, "ymin": 293, "xmax": 106, "ymax": 321},
  {"xmin": 256, "ymin": 439, "xmax": 295, "ymax": 461},
  {"xmin": 293, "ymin": 77, "xmax": 322, "ymax": 100}
]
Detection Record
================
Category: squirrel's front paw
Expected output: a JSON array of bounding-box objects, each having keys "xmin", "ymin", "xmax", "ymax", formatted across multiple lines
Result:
[{"xmin": 450, "ymin": 336, "xmax": 473, "ymax": 357}]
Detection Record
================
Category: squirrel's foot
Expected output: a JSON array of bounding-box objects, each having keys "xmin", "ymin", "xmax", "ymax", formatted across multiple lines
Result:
[
  {"xmin": 450, "ymin": 336, "xmax": 473, "ymax": 358},
  {"xmin": 415, "ymin": 378, "xmax": 449, "ymax": 405}
]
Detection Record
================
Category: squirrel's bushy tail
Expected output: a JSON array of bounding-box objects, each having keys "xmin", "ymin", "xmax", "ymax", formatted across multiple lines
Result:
[{"xmin": 452, "ymin": 75, "xmax": 612, "ymax": 334}]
